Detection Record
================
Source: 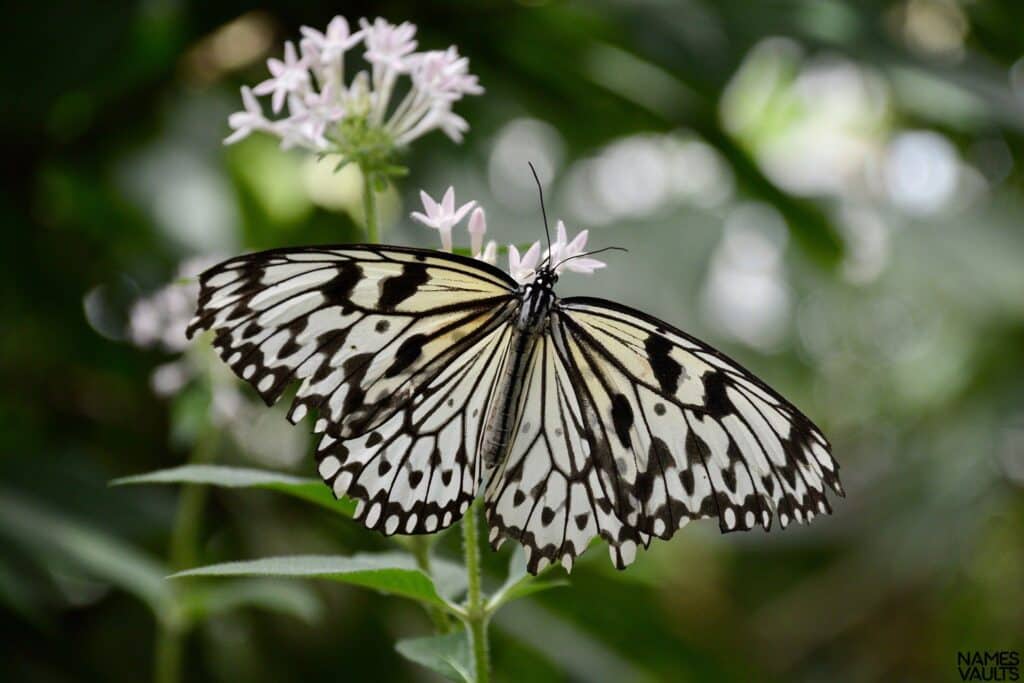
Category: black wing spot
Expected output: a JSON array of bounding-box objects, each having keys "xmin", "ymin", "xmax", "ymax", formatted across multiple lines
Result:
[
  {"xmin": 378, "ymin": 262, "xmax": 429, "ymax": 310},
  {"xmin": 703, "ymin": 372, "xmax": 733, "ymax": 418},
  {"xmin": 540, "ymin": 507, "xmax": 555, "ymax": 525},
  {"xmin": 610, "ymin": 394, "xmax": 634, "ymax": 448},
  {"xmin": 322, "ymin": 261, "xmax": 362, "ymax": 305},
  {"xmin": 386, "ymin": 334, "xmax": 426, "ymax": 377},
  {"xmin": 645, "ymin": 334, "xmax": 682, "ymax": 394}
]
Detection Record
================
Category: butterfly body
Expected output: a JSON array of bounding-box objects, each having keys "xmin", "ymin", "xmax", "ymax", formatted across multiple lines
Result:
[
  {"xmin": 481, "ymin": 266, "xmax": 560, "ymax": 468},
  {"xmin": 188, "ymin": 244, "xmax": 843, "ymax": 574}
]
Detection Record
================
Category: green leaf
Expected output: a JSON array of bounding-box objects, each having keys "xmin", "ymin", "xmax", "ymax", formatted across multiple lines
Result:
[
  {"xmin": 112, "ymin": 465, "xmax": 354, "ymax": 517},
  {"xmin": 486, "ymin": 547, "xmax": 567, "ymax": 613},
  {"xmin": 171, "ymin": 553, "xmax": 461, "ymax": 611},
  {"xmin": 0, "ymin": 490, "xmax": 171, "ymax": 613},
  {"xmin": 395, "ymin": 631, "xmax": 473, "ymax": 682},
  {"xmin": 183, "ymin": 578, "xmax": 322, "ymax": 624}
]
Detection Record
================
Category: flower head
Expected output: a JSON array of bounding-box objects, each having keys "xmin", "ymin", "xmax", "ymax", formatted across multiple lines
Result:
[
  {"xmin": 413, "ymin": 186, "xmax": 609, "ymax": 284},
  {"xmin": 226, "ymin": 15, "xmax": 483, "ymax": 179},
  {"xmin": 410, "ymin": 187, "xmax": 476, "ymax": 251}
]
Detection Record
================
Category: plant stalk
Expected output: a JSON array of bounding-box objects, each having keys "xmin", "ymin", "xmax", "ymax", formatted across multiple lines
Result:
[
  {"xmin": 462, "ymin": 499, "xmax": 489, "ymax": 683},
  {"xmin": 409, "ymin": 536, "xmax": 452, "ymax": 633},
  {"xmin": 153, "ymin": 431, "xmax": 217, "ymax": 683},
  {"xmin": 361, "ymin": 167, "xmax": 379, "ymax": 243}
]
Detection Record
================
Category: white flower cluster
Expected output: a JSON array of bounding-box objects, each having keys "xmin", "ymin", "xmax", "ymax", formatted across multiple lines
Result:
[
  {"xmin": 226, "ymin": 16, "xmax": 483, "ymax": 154},
  {"xmin": 411, "ymin": 187, "xmax": 606, "ymax": 284}
]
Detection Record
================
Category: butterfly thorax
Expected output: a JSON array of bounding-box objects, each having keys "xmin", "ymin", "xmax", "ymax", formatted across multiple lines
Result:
[{"xmin": 514, "ymin": 267, "xmax": 558, "ymax": 332}]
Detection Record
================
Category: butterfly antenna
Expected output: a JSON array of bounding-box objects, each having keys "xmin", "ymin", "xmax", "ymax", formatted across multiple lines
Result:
[
  {"xmin": 528, "ymin": 162, "xmax": 553, "ymax": 266},
  {"xmin": 553, "ymin": 246, "xmax": 628, "ymax": 271}
]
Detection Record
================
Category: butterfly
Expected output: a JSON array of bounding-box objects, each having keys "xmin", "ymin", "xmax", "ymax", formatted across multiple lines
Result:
[{"xmin": 186, "ymin": 227, "xmax": 843, "ymax": 575}]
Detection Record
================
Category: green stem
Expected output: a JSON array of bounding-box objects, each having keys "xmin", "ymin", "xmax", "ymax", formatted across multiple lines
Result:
[
  {"xmin": 409, "ymin": 536, "xmax": 452, "ymax": 633},
  {"xmin": 154, "ymin": 431, "xmax": 218, "ymax": 683},
  {"xmin": 153, "ymin": 621, "xmax": 183, "ymax": 683},
  {"xmin": 361, "ymin": 167, "xmax": 379, "ymax": 243},
  {"xmin": 462, "ymin": 499, "xmax": 489, "ymax": 683}
]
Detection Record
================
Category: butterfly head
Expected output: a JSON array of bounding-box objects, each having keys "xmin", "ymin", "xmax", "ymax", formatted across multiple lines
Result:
[{"xmin": 532, "ymin": 266, "xmax": 558, "ymax": 291}]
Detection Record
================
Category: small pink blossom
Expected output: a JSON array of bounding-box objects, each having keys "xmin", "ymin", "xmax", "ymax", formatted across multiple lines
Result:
[
  {"xmin": 224, "ymin": 86, "xmax": 269, "ymax": 145},
  {"xmin": 410, "ymin": 187, "xmax": 476, "ymax": 251},
  {"xmin": 360, "ymin": 18, "xmax": 417, "ymax": 71},
  {"xmin": 300, "ymin": 16, "xmax": 362, "ymax": 66},
  {"xmin": 252, "ymin": 41, "xmax": 309, "ymax": 113},
  {"xmin": 509, "ymin": 242, "xmax": 542, "ymax": 284},
  {"xmin": 548, "ymin": 220, "xmax": 606, "ymax": 274}
]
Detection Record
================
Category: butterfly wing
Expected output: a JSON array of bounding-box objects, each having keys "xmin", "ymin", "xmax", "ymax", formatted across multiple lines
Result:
[
  {"xmin": 187, "ymin": 244, "xmax": 519, "ymax": 533},
  {"xmin": 487, "ymin": 296, "xmax": 842, "ymax": 574},
  {"xmin": 483, "ymin": 326, "xmax": 651, "ymax": 574}
]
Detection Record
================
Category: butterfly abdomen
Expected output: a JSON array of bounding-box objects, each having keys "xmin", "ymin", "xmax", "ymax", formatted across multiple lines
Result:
[{"xmin": 480, "ymin": 322, "xmax": 542, "ymax": 469}]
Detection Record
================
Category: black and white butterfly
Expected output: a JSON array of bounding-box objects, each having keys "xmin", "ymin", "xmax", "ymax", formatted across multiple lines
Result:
[{"xmin": 187, "ymin": 238, "xmax": 843, "ymax": 574}]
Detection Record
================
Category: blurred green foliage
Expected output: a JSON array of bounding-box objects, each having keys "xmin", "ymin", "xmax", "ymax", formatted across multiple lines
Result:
[{"xmin": 3, "ymin": 0, "xmax": 1024, "ymax": 681}]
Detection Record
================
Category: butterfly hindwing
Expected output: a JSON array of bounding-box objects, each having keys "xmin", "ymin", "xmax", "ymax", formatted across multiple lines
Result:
[
  {"xmin": 187, "ymin": 245, "xmax": 518, "ymax": 533},
  {"xmin": 557, "ymin": 297, "xmax": 842, "ymax": 538},
  {"xmin": 484, "ymin": 324, "xmax": 650, "ymax": 574},
  {"xmin": 319, "ymin": 314, "xmax": 516, "ymax": 534}
]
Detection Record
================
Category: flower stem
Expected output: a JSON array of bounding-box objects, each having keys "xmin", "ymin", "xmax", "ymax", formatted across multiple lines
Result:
[
  {"xmin": 409, "ymin": 536, "xmax": 452, "ymax": 633},
  {"xmin": 462, "ymin": 499, "xmax": 489, "ymax": 683},
  {"xmin": 361, "ymin": 167, "xmax": 380, "ymax": 243},
  {"xmin": 153, "ymin": 431, "xmax": 218, "ymax": 683}
]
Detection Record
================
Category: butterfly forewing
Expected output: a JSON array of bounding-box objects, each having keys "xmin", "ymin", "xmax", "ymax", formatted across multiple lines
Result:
[{"xmin": 187, "ymin": 245, "xmax": 518, "ymax": 533}]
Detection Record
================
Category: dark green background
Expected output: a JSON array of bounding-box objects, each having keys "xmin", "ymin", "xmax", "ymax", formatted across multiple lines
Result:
[{"xmin": 3, "ymin": 1, "xmax": 1023, "ymax": 681}]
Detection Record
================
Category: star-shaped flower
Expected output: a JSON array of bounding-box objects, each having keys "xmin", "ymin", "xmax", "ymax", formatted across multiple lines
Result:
[
  {"xmin": 410, "ymin": 47, "xmax": 484, "ymax": 102},
  {"xmin": 410, "ymin": 187, "xmax": 476, "ymax": 251},
  {"xmin": 253, "ymin": 41, "xmax": 310, "ymax": 113},
  {"xmin": 548, "ymin": 220, "xmax": 606, "ymax": 274},
  {"xmin": 224, "ymin": 86, "xmax": 269, "ymax": 144},
  {"xmin": 360, "ymin": 18, "xmax": 418, "ymax": 72},
  {"xmin": 509, "ymin": 242, "xmax": 542, "ymax": 284},
  {"xmin": 300, "ymin": 16, "xmax": 363, "ymax": 66}
]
